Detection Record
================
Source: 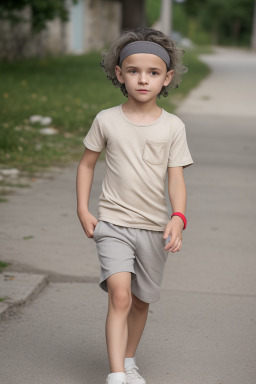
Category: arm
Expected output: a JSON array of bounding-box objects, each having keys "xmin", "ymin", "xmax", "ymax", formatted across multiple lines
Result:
[
  {"xmin": 76, "ymin": 148, "xmax": 101, "ymax": 238},
  {"xmin": 163, "ymin": 166, "xmax": 187, "ymax": 253}
]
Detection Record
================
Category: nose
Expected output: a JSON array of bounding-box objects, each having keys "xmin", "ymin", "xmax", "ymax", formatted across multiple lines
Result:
[{"xmin": 138, "ymin": 72, "xmax": 148, "ymax": 85}]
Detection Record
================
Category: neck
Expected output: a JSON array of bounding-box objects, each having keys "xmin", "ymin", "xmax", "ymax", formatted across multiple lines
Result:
[
  {"xmin": 121, "ymin": 98, "xmax": 162, "ymax": 125},
  {"xmin": 124, "ymin": 97, "xmax": 160, "ymax": 115}
]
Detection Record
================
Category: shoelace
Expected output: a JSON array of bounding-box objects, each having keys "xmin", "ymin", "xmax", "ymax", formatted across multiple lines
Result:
[{"xmin": 125, "ymin": 365, "xmax": 144, "ymax": 381}]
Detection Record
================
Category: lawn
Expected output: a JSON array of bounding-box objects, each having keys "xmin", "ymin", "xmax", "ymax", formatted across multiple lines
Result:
[{"xmin": 0, "ymin": 47, "xmax": 211, "ymax": 173}]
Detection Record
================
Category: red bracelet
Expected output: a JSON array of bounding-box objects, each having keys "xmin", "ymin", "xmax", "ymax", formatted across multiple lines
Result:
[{"xmin": 171, "ymin": 212, "xmax": 187, "ymax": 230}]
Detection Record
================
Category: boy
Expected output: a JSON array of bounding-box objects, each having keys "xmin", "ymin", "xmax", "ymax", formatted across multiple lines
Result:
[{"xmin": 76, "ymin": 28, "xmax": 194, "ymax": 384}]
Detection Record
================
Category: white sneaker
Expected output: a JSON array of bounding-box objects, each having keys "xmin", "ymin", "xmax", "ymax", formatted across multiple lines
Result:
[
  {"xmin": 125, "ymin": 364, "xmax": 146, "ymax": 384},
  {"xmin": 106, "ymin": 372, "xmax": 127, "ymax": 384}
]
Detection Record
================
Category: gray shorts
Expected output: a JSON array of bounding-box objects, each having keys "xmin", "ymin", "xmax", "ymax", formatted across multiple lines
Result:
[{"xmin": 93, "ymin": 221, "xmax": 169, "ymax": 303}]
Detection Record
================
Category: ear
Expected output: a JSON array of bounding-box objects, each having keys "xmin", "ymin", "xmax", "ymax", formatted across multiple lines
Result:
[
  {"xmin": 163, "ymin": 69, "xmax": 174, "ymax": 87},
  {"xmin": 115, "ymin": 65, "xmax": 125, "ymax": 84}
]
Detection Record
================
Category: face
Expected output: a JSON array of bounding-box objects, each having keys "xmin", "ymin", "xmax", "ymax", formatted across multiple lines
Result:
[{"xmin": 115, "ymin": 53, "xmax": 174, "ymax": 103}]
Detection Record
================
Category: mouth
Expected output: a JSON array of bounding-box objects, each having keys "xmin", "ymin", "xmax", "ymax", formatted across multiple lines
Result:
[{"xmin": 137, "ymin": 89, "xmax": 149, "ymax": 93}]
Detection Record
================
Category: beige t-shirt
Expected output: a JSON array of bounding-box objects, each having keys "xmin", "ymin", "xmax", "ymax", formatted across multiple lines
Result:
[{"xmin": 84, "ymin": 105, "xmax": 194, "ymax": 231}]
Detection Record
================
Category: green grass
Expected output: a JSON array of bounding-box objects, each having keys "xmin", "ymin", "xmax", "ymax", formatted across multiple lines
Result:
[
  {"xmin": 0, "ymin": 260, "xmax": 10, "ymax": 273},
  {"xmin": 0, "ymin": 49, "xmax": 211, "ymax": 172},
  {"xmin": 0, "ymin": 197, "xmax": 8, "ymax": 203},
  {"xmin": 23, "ymin": 236, "xmax": 34, "ymax": 240},
  {"xmin": 0, "ymin": 188, "xmax": 10, "ymax": 202},
  {"xmin": 0, "ymin": 182, "xmax": 30, "ymax": 188}
]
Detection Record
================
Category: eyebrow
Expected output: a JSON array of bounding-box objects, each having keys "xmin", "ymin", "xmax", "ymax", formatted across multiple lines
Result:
[{"xmin": 125, "ymin": 66, "xmax": 162, "ymax": 71}]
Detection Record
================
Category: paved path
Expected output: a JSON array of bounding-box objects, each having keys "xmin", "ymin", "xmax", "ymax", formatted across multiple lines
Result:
[
  {"xmin": 0, "ymin": 47, "xmax": 256, "ymax": 384},
  {"xmin": 177, "ymin": 46, "xmax": 256, "ymax": 117}
]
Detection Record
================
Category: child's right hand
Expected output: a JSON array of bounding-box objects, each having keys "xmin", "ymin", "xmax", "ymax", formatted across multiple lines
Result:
[{"xmin": 77, "ymin": 210, "xmax": 98, "ymax": 238}]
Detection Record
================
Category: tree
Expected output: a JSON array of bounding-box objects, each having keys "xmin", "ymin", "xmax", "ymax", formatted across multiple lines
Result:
[
  {"xmin": 184, "ymin": 0, "xmax": 254, "ymax": 45},
  {"xmin": 122, "ymin": 0, "xmax": 146, "ymax": 30},
  {"xmin": 0, "ymin": 0, "xmax": 77, "ymax": 33}
]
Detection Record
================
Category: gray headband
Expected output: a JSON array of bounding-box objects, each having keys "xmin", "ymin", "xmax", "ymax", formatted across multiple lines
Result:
[{"xmin": 119, "ymin": 41, "xmax": 170, "ymax": 67}]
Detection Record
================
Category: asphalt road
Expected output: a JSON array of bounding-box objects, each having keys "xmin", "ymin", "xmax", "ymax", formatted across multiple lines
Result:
[{"xmin": 0, "ymin": 47, "xmax": 256, "ymax": 384}]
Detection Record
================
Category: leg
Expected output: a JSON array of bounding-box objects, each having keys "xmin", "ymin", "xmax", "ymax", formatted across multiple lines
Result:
[
  {"xmin": 125, "ymin": 294, "xmax": 149, "ymax": 358},
  {"xmin": 126, "ymin": 229, "xmax": 168, "ymax": 358},
  {"xmin": 106, "ymin": 272, "xmax": 132, "ymax": 373}
]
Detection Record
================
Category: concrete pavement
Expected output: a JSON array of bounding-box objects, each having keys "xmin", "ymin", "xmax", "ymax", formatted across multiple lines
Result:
[
  {"xmin": 0, "ymin": 272, "xmax": 48, "ymax": 320},
  {"xmin": 177, "ymin": 46, "xmax": 256, "ymax": 117},
  {"xmin": 0, "ymin": 47, "xmax": 256, "ymax": 384}
]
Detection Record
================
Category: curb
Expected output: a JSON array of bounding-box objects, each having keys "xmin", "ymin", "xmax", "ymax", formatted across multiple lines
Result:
[{"xmin": 0, "ymin": 272, "xmax": 49, "ymax": 321}]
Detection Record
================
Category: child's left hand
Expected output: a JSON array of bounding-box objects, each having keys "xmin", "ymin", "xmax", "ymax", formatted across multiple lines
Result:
[{"xmin": 163, "ymin": 216, "xmax": 184, "ymax": 253}]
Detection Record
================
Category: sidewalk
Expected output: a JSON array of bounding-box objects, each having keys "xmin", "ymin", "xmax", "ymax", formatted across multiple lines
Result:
[
  {"xmin": 0, "ymin": 272, "xmax": 48, "ymax": 320},
  {"xmin": 0, "ymin": 161, "xmax": 102, "ymax": 319},
  {"xmin": 0, "ymin": 47, "xmax": 256, "ymax": 384},
  {"xmin": 177, "ymin": 46, "xmax": 256, "ymax": 117}
]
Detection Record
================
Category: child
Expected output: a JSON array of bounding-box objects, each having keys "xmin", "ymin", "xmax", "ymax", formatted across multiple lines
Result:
[{"xmin": 76, "ymin": 28, "xmax": 194, "ymax": 384}]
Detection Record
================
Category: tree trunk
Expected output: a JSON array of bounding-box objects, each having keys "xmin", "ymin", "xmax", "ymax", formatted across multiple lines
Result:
[
  {"xmin": 211, "ymin": 20, "xmax": 219, "ymax": 46},
  {"xmin": 122, "ymin": 0, "xmax": 146, "ymax": 30},
  {"xmin": 232, "ymin": 20, "xmax": 241, "ymax": 45}
]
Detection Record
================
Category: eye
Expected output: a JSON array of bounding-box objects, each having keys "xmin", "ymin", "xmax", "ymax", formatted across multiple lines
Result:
[
  {"xmin": 128, "ymin": 69, "xmax": 137, "ymax": 74},
  {"xmin": 151, "ymin": 71, "xmax": 159, "ymax": 76}
]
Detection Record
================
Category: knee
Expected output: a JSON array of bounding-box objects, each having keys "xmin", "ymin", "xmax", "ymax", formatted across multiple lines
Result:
[
  {"xmin": 131, "ymin": 294, "xmax": 149, "ymax": 312},
  {"xmin": 109, "ymin": 288, "xmax": 132, "ymax": 312}
]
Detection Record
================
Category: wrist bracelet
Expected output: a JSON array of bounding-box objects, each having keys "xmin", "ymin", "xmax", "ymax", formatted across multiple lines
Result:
[{"xmin": 171, "ymin": 212, "xmax": 187, "ymax": 230}]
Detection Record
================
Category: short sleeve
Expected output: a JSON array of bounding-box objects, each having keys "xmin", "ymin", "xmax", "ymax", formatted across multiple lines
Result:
[
  {"xmin": 83, "ymin": 115, "xmax": 106, "ymax": 152},
  {"xmin": 168, "ymin": 125, "xmax": 194, "ymax": 168}
]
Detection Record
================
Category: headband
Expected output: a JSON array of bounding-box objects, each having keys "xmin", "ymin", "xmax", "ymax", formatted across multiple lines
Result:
[{"xmin": 119, "ymin": 41, "xmax": 170, "ymax": 67}]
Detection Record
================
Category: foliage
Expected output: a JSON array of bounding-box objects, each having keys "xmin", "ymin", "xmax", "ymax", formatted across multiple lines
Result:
[
  {"xmin": 184, "ymin": 0, "xmax": 254, "ymax": 45},
  {"xmin": 0, "ymin": 0, "xmax": 77, "ymax": 33},
  {"xmin": 146, "ymin": 0, "xmax": 255, "ymax": 46},
  {"xmin": 146, "ymin": 0, "xmax": 161, "ymax": 27}
]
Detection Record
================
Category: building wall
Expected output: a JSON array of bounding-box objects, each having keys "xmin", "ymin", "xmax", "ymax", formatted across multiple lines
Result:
[
  {"xmin": 85, "ymin": 0, "xmax": 121, "ymax": 51},
  {"xmin": 0, "ymin": 0, "xmax": 121, "ymax": 59}
]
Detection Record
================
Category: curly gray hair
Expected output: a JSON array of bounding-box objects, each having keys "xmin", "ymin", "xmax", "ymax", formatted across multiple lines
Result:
[{"xmin": 100, "ymin": 28, "xmax": 187, "ymax": 98}]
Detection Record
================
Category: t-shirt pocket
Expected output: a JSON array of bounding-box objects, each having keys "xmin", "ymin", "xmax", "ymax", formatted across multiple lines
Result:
[{"xmin": 143, "ymin": 140, "xmax": 167, "ymax": 165}]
